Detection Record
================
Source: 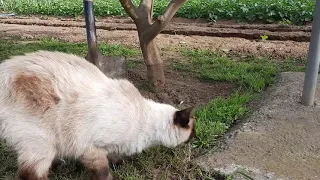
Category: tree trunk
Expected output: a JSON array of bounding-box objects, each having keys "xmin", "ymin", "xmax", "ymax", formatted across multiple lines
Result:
[
  {"xmin": 119, "ymin": 0, "xmax": 187, "ymax": 88},
  {"xmin": 138, "ymin": 35, "xmax": 165, "ymax": 88}
]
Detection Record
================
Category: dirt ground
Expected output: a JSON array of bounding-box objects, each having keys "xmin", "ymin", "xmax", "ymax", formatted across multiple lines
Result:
[
  {"xmin": 196, "ymin": 72, "xmax": 320, "ymax": 180},
  {"xmin": 127, "ymin": 63, "xmax": 235, "ymax": 108},
  {"xmin": 0, "ymin": 16, "xmax": 310, "ymax": 59}
]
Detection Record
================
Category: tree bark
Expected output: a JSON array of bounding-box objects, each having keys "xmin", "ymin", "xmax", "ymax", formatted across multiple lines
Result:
[
  {"xmin": 139, "ymin": 37, "xmax": 165, "ymax": 88},
  {"xmin": 119, "ymin": 0, "xmax": 187, "ymax": 88}
]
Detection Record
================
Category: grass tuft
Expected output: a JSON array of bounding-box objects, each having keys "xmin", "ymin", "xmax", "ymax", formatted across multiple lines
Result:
[{"xmin": 194, "ymin": 93, "xmax": 251, "ymax": 148}]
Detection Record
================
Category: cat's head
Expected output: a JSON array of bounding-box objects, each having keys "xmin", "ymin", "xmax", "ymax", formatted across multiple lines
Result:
[
  {"xmin": 166, "ymin": 106, "xmax": 197, "ymax": 147},
  {"xmin": 148, "ymin": 101, "xmax": 197, "ymax": 148}
]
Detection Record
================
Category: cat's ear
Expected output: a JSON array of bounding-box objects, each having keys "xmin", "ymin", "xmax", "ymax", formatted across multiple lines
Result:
[{"xmin": 173, "ymin": 106, "xmax": 194, "ymax": 128}]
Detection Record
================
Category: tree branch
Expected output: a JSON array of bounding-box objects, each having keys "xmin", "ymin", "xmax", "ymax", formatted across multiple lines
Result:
[
  {"xmin": 139, "ymin": 0, "xmax": 153, "ymax": 15},
  {"xmin": 119, "ymin": 0, "xmax": 138, "ymax": 22},
  {"xmin": 138, "ymin": 0, "xmax": 154, "ymax": 25},
  {"xmin": 141, "ymin": 0, "xmax": 187, "ymax": 43}
]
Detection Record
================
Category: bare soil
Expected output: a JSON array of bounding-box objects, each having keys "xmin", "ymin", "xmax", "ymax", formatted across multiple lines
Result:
[
  {"xmin": 0, "ymin": 16, "xmax": 312, "ymax": 41},
  {"xmin": 0, "ymin": 16, "xmax": 310, "ymax": 59},
  {"xmin": 127, "ymin": 63, "xmax": 234, "ymax": 108}
]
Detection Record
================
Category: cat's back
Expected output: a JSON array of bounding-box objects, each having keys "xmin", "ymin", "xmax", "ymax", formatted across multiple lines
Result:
[
  {"xmin": 0, "ymin": 51, "xmax": 109, "ymax": 109},
  {"xmin": 0, "ymin": 50, "xmax": 107, "ymax": 85}
]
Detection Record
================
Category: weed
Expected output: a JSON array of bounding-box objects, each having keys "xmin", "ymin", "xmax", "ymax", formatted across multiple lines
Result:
[
  {"xmin": 260, "ymin": 35, "xmax": 268, "ymax": 41},
  {"xmin": 279, "ymin": 19, "xmax": 292, "ymax": 25}
]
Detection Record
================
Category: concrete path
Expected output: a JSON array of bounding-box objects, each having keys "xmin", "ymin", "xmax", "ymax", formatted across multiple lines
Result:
[{"xmin": 196, "ymin": 72, "xmax": 320, "ymax": 180}]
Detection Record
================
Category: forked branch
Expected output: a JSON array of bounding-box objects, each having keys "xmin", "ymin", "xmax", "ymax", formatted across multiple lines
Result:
[
  {"xmin": 119, "ymin": 0, "xmax": 138, "ymax": 21},
  {"xmin": 138, "ymin": 0, "xmax": 154, "ymax": 21},
  {"xmin": 141, "ymin": 0, "xmax": 187, "ymax": 43},
  {"xmin": 118, "ymin": 0, "xmax": 187, "ymax": 87}
]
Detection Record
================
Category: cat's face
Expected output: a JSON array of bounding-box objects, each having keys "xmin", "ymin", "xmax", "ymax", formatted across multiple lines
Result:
[{"xmin": 172, "ymin": 107, "xmax": 197, "ymax": 145}]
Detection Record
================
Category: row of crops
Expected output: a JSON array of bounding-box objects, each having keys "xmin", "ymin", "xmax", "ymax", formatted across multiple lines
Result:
[{"xmin": 1, "ymin": 0, "xmax": 315, "ymax": 25}]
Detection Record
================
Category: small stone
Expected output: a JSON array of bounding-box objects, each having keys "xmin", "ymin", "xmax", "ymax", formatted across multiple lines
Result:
[{"xmin": 221, "ymin": 48, "xmax": 230, "ymax": 53}]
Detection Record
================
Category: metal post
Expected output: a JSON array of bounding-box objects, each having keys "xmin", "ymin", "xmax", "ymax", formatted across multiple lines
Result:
[
  {"xmin": 301, "ymin": 0, "xmax": 320, "ymax": 106},
  {"xmin": 84, "ymin": 0, "xmax": 97, "ymax": 49}
]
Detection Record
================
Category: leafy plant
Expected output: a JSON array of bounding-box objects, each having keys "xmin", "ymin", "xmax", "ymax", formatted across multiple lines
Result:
[
  {"xmin": 279, "ymin": 19, "xmax": 292, "ymax": 25},
  {"xmin": 1, "ymin": 0, "xmax": 315, "ymax": 25},
  {"xmin": 260, "ymin": 35, "xmax": 268, "ymax": 41}
]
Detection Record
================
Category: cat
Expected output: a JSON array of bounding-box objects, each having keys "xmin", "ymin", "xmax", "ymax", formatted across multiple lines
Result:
[{"xmin": 0, "ymin": 50, "xmax": 196, "ymax": 180}]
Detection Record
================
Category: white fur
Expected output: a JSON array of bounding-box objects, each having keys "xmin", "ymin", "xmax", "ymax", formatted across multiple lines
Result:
[{"xmin": 0, "ymin": 51, "xmax": 193, "ymax": 177}]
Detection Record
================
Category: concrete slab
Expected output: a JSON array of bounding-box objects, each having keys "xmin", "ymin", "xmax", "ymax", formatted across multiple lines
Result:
[{"xmin": 196, "ymin": 72, "xmax": 320, "ymax": 180}]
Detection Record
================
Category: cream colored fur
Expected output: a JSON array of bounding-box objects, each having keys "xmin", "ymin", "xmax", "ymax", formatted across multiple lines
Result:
[{"xmin": 0, "ymin": 51, "xmax": 194, "ymax": 179}]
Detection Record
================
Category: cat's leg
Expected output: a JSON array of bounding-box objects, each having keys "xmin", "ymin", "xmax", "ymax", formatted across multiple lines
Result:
[
  {"xmin": 17, "ymin": 144, "xmax": 56, "ymax": 180},
  {"xmin": 80, "ymin": 147, "xmax": 113, "ymax": 180},
  {"xmin": 107, "ymin": 153, "xmax": 124, "ymax": 167}
]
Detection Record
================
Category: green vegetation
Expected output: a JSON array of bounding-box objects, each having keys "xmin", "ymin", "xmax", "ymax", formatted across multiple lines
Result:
[
  {"xmin": 0, "ymin": 37, "xmax": 306, "ymax": 179},
  {"xmin": 0, "ymin": 37, "xmax": 140, "ymax": 61},
  {"xmin": 173, "ymin": 49, "xmax": 305, "ymax": 93},
  {"xmin": 173, "ymin": 50, "xmax": 276, "ymax": 92},
  {"xmin": 194, "ymin": 93, "xmax": 251, "ymax": 148},
  {"xmin": 260, "ymin": 35, "xmax": 269, "ymax": 41},
  {"xmin": 1, "ymin": 0, "xmax": 315, "ymax": 25},
  {"xmin": 172, "ymin": 49, "xmax": 306, "ymax": 148}
]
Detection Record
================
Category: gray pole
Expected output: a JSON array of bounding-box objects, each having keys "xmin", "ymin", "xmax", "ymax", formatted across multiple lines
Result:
[{"xmin": 301, "ymin": 0, "xmax": 320, "ymax": 106}]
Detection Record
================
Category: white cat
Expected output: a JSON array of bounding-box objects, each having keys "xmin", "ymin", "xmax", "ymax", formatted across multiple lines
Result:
[{"xmin": 0, "ymin": 51, "xmax": 196, "ymax": 180}]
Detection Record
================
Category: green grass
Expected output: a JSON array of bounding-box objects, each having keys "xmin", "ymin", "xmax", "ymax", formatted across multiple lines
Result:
[
  {"xmin": 1, "ymin": 0, "xmax": 315, "ymax": 25},
  {"xmin": 173, "ymin": 49, "xmax": 305, "ymax": 93},
  {"xmin": 194, "ymin": 93, "xmax": 251, "ymax": 149},
  {"xmin": 0, "ymin": 37, "xmax": 306, "ymax": 179},
  {"xmin": 172, "ymin": 49, "xmax": 306, "ymax": 149},
  {"xmin": 0, "ymin": 37, "xmax": 141, "ymax": 61}
]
